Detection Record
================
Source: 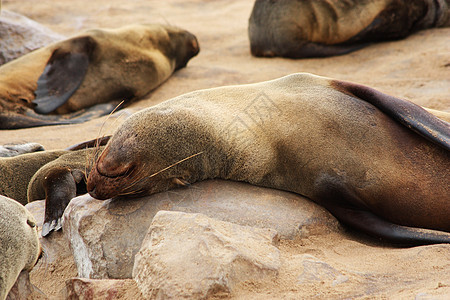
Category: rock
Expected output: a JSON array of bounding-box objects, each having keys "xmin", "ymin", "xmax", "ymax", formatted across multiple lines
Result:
[
  {"xmin": 0, "ymin": 10, "xmax": 64, "ymax": 65},
  {"xmin": 132, "ymin": 211, "xmax": 280, "ymax": 299},
  {"xmin": 63, "ymin": 179, "xmax": 339, "ymax": 279},
  {"xmin": 297, "ymin": 255, "xmax": 349, "ymax": 287},
  {"xmin": 64, "ymin": 278, "xmax": 142, "ymax": 299},
  {"xmin": 6, "ymin": 271, "xmax": 46, "ymax": 300}
]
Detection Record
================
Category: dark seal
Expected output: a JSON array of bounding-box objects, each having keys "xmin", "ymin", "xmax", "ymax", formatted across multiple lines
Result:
[{"xmin": 248, "ymin": 0, "xmax": 449, "ymax": 58}]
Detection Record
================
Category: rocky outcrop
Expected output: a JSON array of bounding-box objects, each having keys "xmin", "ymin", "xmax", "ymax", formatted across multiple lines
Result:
[
  {"xmin": 62, "ymin": 179, "xmax": 339, "ymax": 279},
  {"xmin": 133, "ymin": 210, "xmax": 281, "ymax": 299},
  {"xmin": 0, "ymin": 10, "xmax": 64, "ymax": 65}
]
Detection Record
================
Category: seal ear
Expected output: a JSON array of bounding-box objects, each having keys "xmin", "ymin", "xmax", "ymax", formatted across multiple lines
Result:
[{"xmin": 33, "ymin": 36, "xmax": 97, "ymax": 114}]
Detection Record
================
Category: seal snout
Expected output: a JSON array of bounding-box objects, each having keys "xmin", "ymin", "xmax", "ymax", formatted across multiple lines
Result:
[{"xmin": 87, "ymin": 148, "xmax": 135, "ymax": 200}]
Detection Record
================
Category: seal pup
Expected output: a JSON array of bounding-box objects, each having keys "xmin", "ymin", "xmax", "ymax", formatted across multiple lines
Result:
[
  {"xmin": 0, "ymin": 150, "xmax": 69, "ymax": 205},
  {"xmin": 248, "ymin": 0, "xmax": 449, "ymax": 58},
  {"xmin": 0, "ymin": 23, "xmax": 199, "ymax": 129},
  {"xmin": 87, "ymin": 73, "xmax": 449, "ymax": 246},
  {"xmin": 0, "ymin": 136, "xmax": 108, "ymax": 205},
  {"xmin": 27, "ymin": 146, "xmax": 105, "ymax": 236},
  {"xmin": 0, "ymin": 195, "xmax": 41, "ymax": 300}
]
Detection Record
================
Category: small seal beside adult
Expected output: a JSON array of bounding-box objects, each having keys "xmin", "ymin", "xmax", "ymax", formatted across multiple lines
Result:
[{"xmin": 87, "ymin": 73, "xmax": 449, "ymax": 246}]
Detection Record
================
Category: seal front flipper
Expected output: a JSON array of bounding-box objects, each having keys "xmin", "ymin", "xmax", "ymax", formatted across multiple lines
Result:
[
  {"xmin": 33, "ymin": 36, "xmax": 96, "ymax": 114},
  {"xmin": 331, "ymin": 80, "xmax": 450, "ymax": 151},
  {"xmin": 41, "ymin": 167, "xmax": 86, "ymax": 237}
]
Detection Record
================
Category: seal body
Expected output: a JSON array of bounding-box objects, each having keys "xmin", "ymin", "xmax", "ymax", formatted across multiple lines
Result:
[
  {"xmin": 0, "ymin": 195, "xmax": 40, "ymax": 300},
  {"xmin": 27, "ymin": 146, "xmax": 104, "ymax": 236},
  {"xmin": 0, "ymin": 150, "xmax": 69, "ymax": 205},
  {"xmin": 248, "ymin": 0, "xmax": 449, "ymax": 58},
  {"xmin": 87, "ymin": 73, "xmax": 450, "ymax": 245},
  {"xmin": 0, "ymin": 23, "xmax": 199, "ymax": 129}
]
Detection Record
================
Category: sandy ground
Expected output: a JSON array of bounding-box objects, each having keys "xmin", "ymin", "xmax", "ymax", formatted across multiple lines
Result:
[{"xmin": 1, "ymin": 0, "xmax": 449, "ymax": 299}]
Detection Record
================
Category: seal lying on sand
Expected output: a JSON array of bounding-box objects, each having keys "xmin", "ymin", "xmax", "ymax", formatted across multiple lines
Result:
[
  {"xmin": 0, "ymin": 195, "xmax": 40, "ymax": 300},
  {"xmin": 0, "ymin": 23, "xmax": 199, "ymax": 129},
  {"xmin": 248, "ymin": 0, "xmax": 449, "ymax": 58},
  {"xmin": 87, "ymin": 73, "xmax": 450, "ymax": 246}
]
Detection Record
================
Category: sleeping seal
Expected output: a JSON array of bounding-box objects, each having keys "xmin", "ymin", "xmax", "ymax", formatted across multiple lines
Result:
[
  {"xmin": 248, "ymin": 0, "xmax": 449, "ymax": 58},
  {"xmin": 86, "ymin": 73, "xmax": 449, "ymax": 246},
  {"xmin": 0, "ymin": 23, "xmax": 199, "ymax": 129}
]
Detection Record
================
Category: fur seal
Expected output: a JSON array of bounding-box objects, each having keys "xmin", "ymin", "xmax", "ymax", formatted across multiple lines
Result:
[
  {"xmin": 0, "ymin": 150, "xmax": 69, "ymax": 205},
  {"xmin": 27, "ymin": 146, "xmax": 105, "ymax": 236},
  {"xmin": 0, "ymin": 23, "xmax": 199, "ymax": 129},
  {"xmin": 0, "ymin": 137, "xmax": 109, "ymax": 236},
  {"xmin": 0, "ymin": 195, "xmax": 41, "ymax": 300},
  {"xmin": 87, "ymin": 73, "xmax": 450, "ymax": 246},
  {"xmin": 248, "ymin": 0, "xmax": 449, "ymax": 58}
]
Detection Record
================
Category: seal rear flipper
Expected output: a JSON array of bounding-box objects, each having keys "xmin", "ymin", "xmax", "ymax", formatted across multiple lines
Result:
[
  {"xmin": 33, "ymin": 36, "xmax": 96, "ymax": 114},
  {"xmin": 331, "ymin": 80, "xmax": 450, "ymax": 151},
  {"xmin": 325, "ymin": 205, "xmax": 450, "ymax": 246},
  {"xmin": 0, "ymin": 112, "xmax": 78, "ymax": 129},
  {"xmin": 0, "ymin": 102, "xmax": 118, "ymax": 129}
]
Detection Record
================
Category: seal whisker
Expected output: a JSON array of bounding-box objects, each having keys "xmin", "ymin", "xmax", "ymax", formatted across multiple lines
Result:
[
  {"xmin": 114, "ymin": 153, "xmax": 203, "ymax": 197},
  {"xmin": 147, "ymin": 152, "xmax": 204, "ymax": 179}
]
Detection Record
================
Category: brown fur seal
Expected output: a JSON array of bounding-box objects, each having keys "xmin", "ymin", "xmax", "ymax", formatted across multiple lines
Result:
[
  {"xmin": 248, "ymin": 0, "xmax": 449, "ymax": 58},
  {"xmin": 0, "ymin": 23, "xmax": 199, "ymax": 129},
  {"xmin": 0, "ymin": 137, "xmax": 109, "ymax": 236},
  {"xmin": 0, "ymin": 150, "xmax": 69, "ymax": 205},
  {"xmin": 0, "ymin": 195, "xmax": 41, "ymax": 300},
  {"xmin": 28, "ymin": 146, "xmax": 105, "ymax": 236},
  {"xmin": 87, "ymin": 73, "xmax": 449, "ymax": 246}
]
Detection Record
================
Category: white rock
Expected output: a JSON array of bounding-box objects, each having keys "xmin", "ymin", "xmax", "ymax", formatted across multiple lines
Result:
[{"xmin": 133, "ymin": 210, "xmax": 280, "ymax": 299}]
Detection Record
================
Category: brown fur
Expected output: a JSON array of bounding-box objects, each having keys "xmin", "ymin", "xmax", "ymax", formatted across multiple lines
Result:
[
  {"xmin": 248, "ymin": 0, "xmax": 449, "ymax": 58},
  {"xmin": 0, "ymin": 195, "xmax": 40, "ymax": 300},
  {"xmin": 0, "ymin": 24, "xmax": 199, "ymax": 129},
  {"xmin": 0, "ymin": 150, "xmax": 69, "ymax": 205},
  {"xmin": 87, "ymin": 73, "xmax": 450, "ymax": 245}
]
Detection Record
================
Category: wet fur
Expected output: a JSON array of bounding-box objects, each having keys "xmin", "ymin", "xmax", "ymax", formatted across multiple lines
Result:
[{"xmin": 87, "ymin": 73, "xmax": 450, "ymax": 245}]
